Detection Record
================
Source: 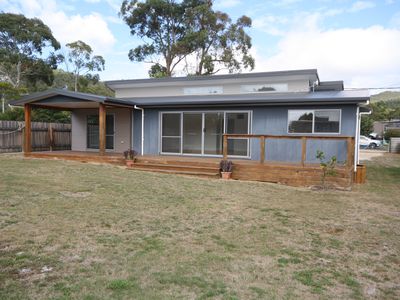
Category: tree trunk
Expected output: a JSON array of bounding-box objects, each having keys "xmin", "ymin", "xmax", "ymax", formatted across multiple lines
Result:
[
  {"xmin": 74, "ymin": 74, "xmax": 78, "ymax": 92},
  {"xmin": 16, "ymin": 60, "xmax": 21, "ymax": 88}
]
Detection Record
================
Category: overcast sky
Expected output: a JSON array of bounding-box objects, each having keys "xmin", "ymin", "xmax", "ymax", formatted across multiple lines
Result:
[{"xmin": 1, "ymin": 0, "xmax": 400, "ymax": 90}]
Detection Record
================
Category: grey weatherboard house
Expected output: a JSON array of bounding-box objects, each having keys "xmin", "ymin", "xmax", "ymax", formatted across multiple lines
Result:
[{"xmin": 11, "ymin": 69, "xmax": 370, "ymax": 184}]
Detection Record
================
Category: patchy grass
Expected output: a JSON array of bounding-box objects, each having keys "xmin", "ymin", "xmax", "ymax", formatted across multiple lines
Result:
[{"xmin": 0, "ymin": 153, "xmax": 399, "ymax": 299}]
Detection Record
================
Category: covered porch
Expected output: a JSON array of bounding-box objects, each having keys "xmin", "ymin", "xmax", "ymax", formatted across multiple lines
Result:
[{"xmin": 11, "ymin": 89, "xmax": 135, "ymax": 156}]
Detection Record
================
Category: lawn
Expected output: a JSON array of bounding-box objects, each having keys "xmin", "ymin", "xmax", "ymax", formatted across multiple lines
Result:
[{"xmin": 0, "ymin": 154, "xmax": 399, "ymax": 299}]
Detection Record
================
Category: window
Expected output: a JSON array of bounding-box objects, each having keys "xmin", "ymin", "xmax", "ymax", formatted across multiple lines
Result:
[
  {"xmin": 161, "ymin": 113, "xmax": 181, "ymax": 153},
  {"xmin": 87, "ymin": 114, "xmax": 114, "ymax": 149},
  {"xmin": 226, "ymin": 112, "xmax": 249, "ymax": 156},
  {"xmin": 241, "ymin": 83, "xmax": 288, "ymax": 93},
  {"xmin": 160, "ymin": 111, "xmax": 251, "ymax": 157},
  {"xmin": 183, "ymin": 86, "xmax": 223, "ymax": 95},
  {"xmin": 288, "ymin": 109, "xmax": 341, "ymax": 134}
]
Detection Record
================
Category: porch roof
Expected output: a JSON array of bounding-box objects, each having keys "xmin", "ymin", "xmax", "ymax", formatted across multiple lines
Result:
[
  {"xmin": 128, "ymin": 90, "xmax": 370, "ymax": 108},
  {"xmin": 9, "ymin": 89, "xmax": 136, "ymax": 110}
]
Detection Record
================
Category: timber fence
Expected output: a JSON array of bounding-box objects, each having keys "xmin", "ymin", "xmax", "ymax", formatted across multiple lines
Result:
[{"xmin": 0, "ymin": 120, "xmax": 71, "ymax": 153}]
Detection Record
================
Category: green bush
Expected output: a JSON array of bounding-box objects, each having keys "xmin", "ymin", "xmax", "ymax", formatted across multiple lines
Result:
[{"xmin": 384, "ymin": 129, "xmax": 400, "ymax": 140}]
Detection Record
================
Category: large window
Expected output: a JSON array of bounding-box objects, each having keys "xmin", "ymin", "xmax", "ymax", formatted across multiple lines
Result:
[
  {"xmin": 183, "ymin": 86, "xmax": 223, "ymax": 95},
  {"xmin": 288, "ymin": 109, "xmax": 341, "ymax": 134},
  {"xmin": 241, "ymin": 83, "xmax": 288, "ymax": 93},
  {"xmin": 87, "ymin": 114, "xmax": 114, "ymax": 149},
  {"xmin": 160, "ymin": 111, "xmax": 250, "ymax": 157}
]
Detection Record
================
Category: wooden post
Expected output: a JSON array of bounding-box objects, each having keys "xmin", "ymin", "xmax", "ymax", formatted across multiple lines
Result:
[
  {"xmin": 223, "ymin": 134, "xmax": 228, "ymax": 160},
  {"xmin": 24, "ymin": 104, "xmax": 31, "ymax": 153},
  {"xmin": 99, "ymin": 103, "xmax": 106, "ymax": 155},
  {"xmin": 346, "ymin": 137, "xmax": 353, "ymax": 169},
  {"xmin": 260, "ymin": 136, "xmax": 265, "ymax": 163},
  {"xmin": 301, "ymin": 137, "xmax": 307, "ymax": 167},
  {"xmin": 48, "ymin": 125, "xmax": 53, "ymax": 151}
]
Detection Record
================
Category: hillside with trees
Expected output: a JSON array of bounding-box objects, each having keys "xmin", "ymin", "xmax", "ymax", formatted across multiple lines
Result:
[
  {"xmin": 0, "ymin": 13, "xmax": 111, "ymax": 123},
  {"xmin": 361, "ymin": 91, "xmax": 400, "ymax": 135}
]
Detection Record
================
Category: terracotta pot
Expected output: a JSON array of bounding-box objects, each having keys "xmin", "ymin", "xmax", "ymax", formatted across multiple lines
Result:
[
  {"xmin": 221, "ymin": 172, "xmax": 232, "ymax": 180},
  {"xmin": 125, "ymin": 159, "xmax": 135, "ymax": 167}
]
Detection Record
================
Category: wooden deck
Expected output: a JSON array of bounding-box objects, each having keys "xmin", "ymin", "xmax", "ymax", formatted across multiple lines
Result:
[
  {"xmin": 25, "ymin": 151, "xmax": 125, "ymax": 165},
  {"xmin": 24, "ymin": 151, "xmax": 353, "ymax": 187}
]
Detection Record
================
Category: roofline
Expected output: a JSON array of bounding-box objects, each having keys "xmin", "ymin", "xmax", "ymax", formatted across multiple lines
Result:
[
  {"xmin": 9, "ymin": 89, "xmax": 135, "ymax": 107},
  {"xmin": 105, "ymin": 69, "xmax": 319, "ymax": 89}
]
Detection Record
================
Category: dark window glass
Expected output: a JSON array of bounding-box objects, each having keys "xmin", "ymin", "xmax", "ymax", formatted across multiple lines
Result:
[
  {"xmin": 288, "ymin": 110, "xmax": 313, "ymax": 133},
  {"xmin": 314, "ymin": 110, "xmax": 340, "ymax": 133}
]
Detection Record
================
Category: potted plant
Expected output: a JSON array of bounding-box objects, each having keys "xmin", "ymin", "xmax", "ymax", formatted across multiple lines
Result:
[
  {"xmin": 123, "ymin": 149, "xmax": 138, "ymax": 167},
  {"xmin": 220, "ymin": 160, "xmax": 233, "ymax": 179}
]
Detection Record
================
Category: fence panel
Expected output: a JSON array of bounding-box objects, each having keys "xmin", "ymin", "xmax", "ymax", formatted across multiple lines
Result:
[{"xmin": 0, "ymin": 120, "xmax": 71, "ymax": 153}]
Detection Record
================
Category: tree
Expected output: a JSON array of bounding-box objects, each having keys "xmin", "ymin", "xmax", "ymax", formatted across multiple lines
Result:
[
  {"xmin": 65, "ymin": 40, "xmax": 105, "ymax": 92},
  {"xmin": 0, "ymin": 13, "xmax": 62, "ymax": 88},
  {"xmin": 120, "ymin": 0, "xmax": 195, "ymax": 77},
  {"xmin": 120, "ymin": 0, "xmax": 255, "ymax": 77},
  {"xmin": 0, "ymin": 82, "xmax": 26, "ymax": 113},
  {"xmin": 184, "ymin": 0, "xmax": 254, "ymax": 75}
]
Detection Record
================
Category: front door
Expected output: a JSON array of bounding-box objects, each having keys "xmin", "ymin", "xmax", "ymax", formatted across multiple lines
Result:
[{"xmin": 87, "ymin": 114, "xmax": 114, "ymax": 150}]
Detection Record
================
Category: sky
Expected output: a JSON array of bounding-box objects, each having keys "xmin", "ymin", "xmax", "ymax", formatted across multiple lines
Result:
[{"xmin": 1, "ymin": 0, "xmax": 400, "ymax": 91}]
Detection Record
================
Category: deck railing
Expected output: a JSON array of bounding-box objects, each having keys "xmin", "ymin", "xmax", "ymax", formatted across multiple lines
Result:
[{"xmin": 223, "ymin": 134, "xmax": 355, "ymax": 168}]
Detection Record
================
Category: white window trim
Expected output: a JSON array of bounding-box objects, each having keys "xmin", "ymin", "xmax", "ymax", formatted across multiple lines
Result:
[
  {"xmin": 159, "ymin": 110, "xmax": 252, "ymax": 158},
  {"xmin": 287, "ymin": 109, "xmax": 342, "ymax": 135}
]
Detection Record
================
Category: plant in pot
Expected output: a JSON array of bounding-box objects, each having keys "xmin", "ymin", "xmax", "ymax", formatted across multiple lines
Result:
[
  {"xmin": 220, "ymin": 160, "xmax": 233, "ymax": 179},
  {"xmin": 123, "ymin": 149, "xmax": 138, "ymax": 167}
]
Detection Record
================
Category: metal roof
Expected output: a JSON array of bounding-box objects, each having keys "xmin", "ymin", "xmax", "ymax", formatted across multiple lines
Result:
[
  {"xmin": 126, "ymin": 90, "xmax": 370, "ymax": 107},
  {"xmin": 105, "ymin": 69, "xmax": 319, "ymax": 89},
  {"xmin": 9, "ymin": 89, "xmax": 136, "ymax": 107}
]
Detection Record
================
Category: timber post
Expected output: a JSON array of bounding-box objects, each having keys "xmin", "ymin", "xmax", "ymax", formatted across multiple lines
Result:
[
  {"xmin": 24, "ymin": 104, "xmax": 31, "ymax": 153},
  {"xmin": 99, "ymin": 103, "xmax": 106, "ymax": 155}
]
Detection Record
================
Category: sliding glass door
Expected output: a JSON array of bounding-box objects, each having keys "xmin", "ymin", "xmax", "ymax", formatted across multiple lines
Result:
[
  {"xmin": 160, "ymin": 111, "xmax": 250, "ymax": 157},
  {"xmin": 183, "ymin": 113, "xmax": 202, "ymax": 154},
  {"xmin": 204, "ymin": 112, "xmax": 224, "ymax": 155}
]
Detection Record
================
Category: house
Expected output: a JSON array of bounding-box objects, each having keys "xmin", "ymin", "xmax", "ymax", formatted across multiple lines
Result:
[
  {"xmin": 373, "ymin": 120, "xmax": 400, "ymax": 138},
  {"xmin": 11, "ymin": 69, "xmax": 370, "ymax": 187}
]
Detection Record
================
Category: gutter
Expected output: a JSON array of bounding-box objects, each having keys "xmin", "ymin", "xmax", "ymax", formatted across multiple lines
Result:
[{"xmin": 134, "ymin": 105, "xmax": 144, "ymax": 155}]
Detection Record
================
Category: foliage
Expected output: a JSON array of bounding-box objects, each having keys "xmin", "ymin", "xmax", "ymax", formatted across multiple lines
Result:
[
  {"xmin": 0, "ymin": 106, "xmax": 71, "ymax": 123},
  {"xmin": 52, "ymin": 69, "xmax": 114, "ymax": 97},
  {"xmin": 361, "ymin": 97, "xmax": 400, "ymax": 135},
  {"xmin": 316, "ymin": 150, "xmax": 337, "ymax": 188},
  {"xmin": 219, "ymin": 160, "xmax": 233, "ymax": 172},
  {"xmin": 123, "ymin": 149, "xmax": 138, "ymax": 160},
  {"xmin": 65, "ymin": 40, "xmax": 105, "ymax": 91},
  {"xmin": 370, "ymin": 91, "xmax": 400, "ymax": 103},
  {"xmin": 183, "ymin": 1, "xmax": 254, "ymax": 75},
  {"xmin": 0, "ymin": 82, "xmax": 27, "ymax": 113},
  {"xmin": 360, "ymin": 116, "xmax": 373, "ymax": 135},
  {"xmin": 120, "ymin": 0, "xmax": 254, "ymax": 77},
  {"xmin": 384, "ymin": 129, "xmax": 400, "ymax": 140},
  {"xmin": 120, "ymin": 0, "xmax": 192, "ymax": 77},
  {"xmin": 0, "ymin": 13, "xmax": 62, "ymax": 88}
]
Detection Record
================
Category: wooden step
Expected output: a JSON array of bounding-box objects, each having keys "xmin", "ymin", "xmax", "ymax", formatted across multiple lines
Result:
[
  {"xmin": 131, "ymin": 162, "xmax": 219, "ymax": 173},
  {"xmin": 128, "ymin": 166, "xmax": 220, "ymax": 178},
  {"xmin": 136, "ymin": 157, "xmax": 220, "ymax": 168}
]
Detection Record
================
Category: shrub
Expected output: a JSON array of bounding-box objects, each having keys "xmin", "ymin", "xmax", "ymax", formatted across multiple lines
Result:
[
  {"xmin": 123, "ymin": 149, "xmax": 138, "ymax": 160},
  {"xmin": 384, "ymin": 129, "xmax": 400, "ymax": 140},
  {"xmin": 219, "ymin": 160, "xmax": 233, "ymax": 172}
]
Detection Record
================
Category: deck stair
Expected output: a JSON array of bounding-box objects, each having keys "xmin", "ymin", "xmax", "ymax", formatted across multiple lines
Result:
[{"xmin": 128, "ymin": 156, "xmax": 221, "ymax": 178}]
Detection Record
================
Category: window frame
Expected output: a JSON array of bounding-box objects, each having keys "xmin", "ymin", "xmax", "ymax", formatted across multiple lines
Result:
[
  {"xmin": 159, "ymin": 110, "xmax": 252, "ymax": 158},
  {"xmin": 287, "ymin": 109, "xmax": 341, "ymax": 135},
  {"xmin": 183, "ymin": 86, "xmax": 223, "ymax": 95},
  {"xmin": 241, "ymin": 83, "xmax": 289, "ymax": 93}
]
